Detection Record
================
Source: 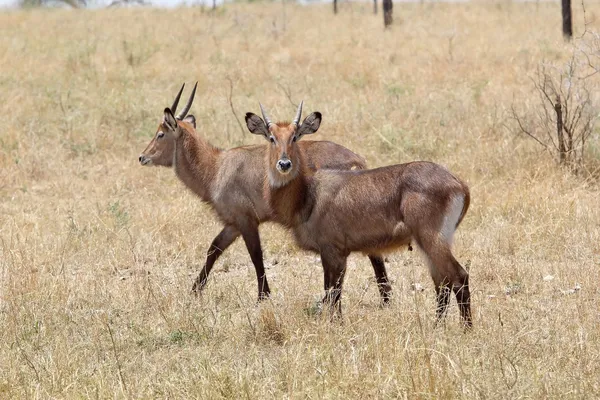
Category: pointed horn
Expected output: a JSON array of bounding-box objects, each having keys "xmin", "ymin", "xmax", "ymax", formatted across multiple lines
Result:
[
  {"xmin": 171, "ymin": 83, "xmax": 185, "ymax": 114},
  {"xmin": 292, "ymin": 100, "xmax": 304, "ymax": 127},
  {"xmin": 259, "ymin": 102, "xmax": 273, "ymax": 128},
  {"xmin": 176, "ymin": 81, "xmax": 197, "ymax": 120}
]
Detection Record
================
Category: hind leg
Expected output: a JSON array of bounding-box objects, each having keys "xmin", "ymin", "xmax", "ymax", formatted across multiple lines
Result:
[
  {"xmin": 418, "ymin": 235, "xmax": 472, "ymax": 328},
  {"xmin": 451, "ymin": 260, "xmax": 472, "ymax": 328},
  {"xmin": 368, "ymin": 254, "xmax": 392, "ymax": 305},
  {"xmin": 192, "ymin": 225, "xmax": 240, "ymax": 295},
  {"xmin": 434, "ymin": 278, "xmax": 452, "ymax": 324}
]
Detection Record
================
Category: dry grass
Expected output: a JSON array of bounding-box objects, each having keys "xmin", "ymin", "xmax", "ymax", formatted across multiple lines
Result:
[{"xmin": 1, "ymin": 2, "xmax": 600, "ymax": 398}]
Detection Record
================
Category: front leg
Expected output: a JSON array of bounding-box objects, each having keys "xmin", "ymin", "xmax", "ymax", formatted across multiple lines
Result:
[
  {"xmin": 368, "ymin": 254, "xmax": 392, "ymax": 305},
  {"xmin": 238, "ymin": 221, "xmax": 271, "ymax": 301},
  {"xmin": 320, "ymin": 247, "xmax": 348, "ymax": 318}
]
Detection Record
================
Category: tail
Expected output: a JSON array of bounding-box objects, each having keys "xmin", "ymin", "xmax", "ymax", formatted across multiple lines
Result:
[
  {"xmin": 333, "ymin": 148, "xmax": 367, "ymax": 171},
  {"xmin": 333, "ymin": 141, "xmax": 367, "ymax": 170},
  {"xmin": 351, "ymin": 153, "xmax": 368, "ymax": 170},
  {"xmin": 455, "ymin": 181, "xmax": 470, "ymax": 229}
]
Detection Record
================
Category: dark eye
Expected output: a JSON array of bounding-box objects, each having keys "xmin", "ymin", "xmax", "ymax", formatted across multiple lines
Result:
[
  {"xmin": 157, "ymin": 132, "xmax": 165, "ymax": 139},
  {"xmin": 269, "ymin": 136, "xmax": 275, "ymax": 143},
  {"xmin": 292, "ymin": 136, "xmax": 297, "ymax": 142}
]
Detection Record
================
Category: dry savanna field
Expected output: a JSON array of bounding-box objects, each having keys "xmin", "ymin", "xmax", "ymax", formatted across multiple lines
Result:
[{"xmin": 1, "ymin": 1, "xmax": 600, "ymax": 398}]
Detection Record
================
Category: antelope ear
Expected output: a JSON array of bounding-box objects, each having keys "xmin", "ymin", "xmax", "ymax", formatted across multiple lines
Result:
[
  {"xmin": 245, "ymin": 112, "xmax": 269, "ymax": 138},
  {"xmin": 163, "ymin": 108, "xmax": 178, "ymax": 131},
  {"xmin": 296, "ymin": 112, "xmax": 322, "ymax": 139},
  {"xmin": 183, "ymin": 115, "xmax": 196, "ymax": 129}
]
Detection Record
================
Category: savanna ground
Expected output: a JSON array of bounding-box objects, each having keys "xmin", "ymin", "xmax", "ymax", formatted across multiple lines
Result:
[{"xmin": 1, "ymin": 1, "xmax": 600, "ymax": 398}]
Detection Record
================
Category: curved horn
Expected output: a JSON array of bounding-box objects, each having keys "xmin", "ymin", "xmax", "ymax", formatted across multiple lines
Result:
[
  {"xmin": 171, "ymin": 83, "xmax": 185, "ymax": 114},
  {"xmin": 259, "ymin": 103, "xmax": 273, "ymax": 128},
  {"xmin": 176, "ymin": 81, "xmax": 197, "ymax": 120},
  {"xmin": 292, "ymin": 100, "xmax": 304, "ymax": 127}
]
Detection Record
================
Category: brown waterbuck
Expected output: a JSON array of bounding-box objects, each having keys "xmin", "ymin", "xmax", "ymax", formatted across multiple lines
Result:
[
  {"xmin": 139, "ymin": 84, "xmax": 392, "ymax": 302},
  {"xmin": 246, "ymin": 102, "xmax": 472, "ymax": 327}
]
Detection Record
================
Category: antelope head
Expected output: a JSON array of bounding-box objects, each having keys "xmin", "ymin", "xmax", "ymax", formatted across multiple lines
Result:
[
  {"xmin": 139, "ymin": 82, "xmax": 198, "ymax": 167},
  {"xmin": 245, "ymin": 101, "xmax": 322, "ymax": 187}
]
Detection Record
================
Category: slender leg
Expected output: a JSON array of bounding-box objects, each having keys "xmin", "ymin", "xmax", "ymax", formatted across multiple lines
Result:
[
  {"xmin": 451, "ymin": 261, "xmax": 472, "ymax": 329},
  {"xmin": 434, "ymin": 279, "xmax": 452, "ymax": 323},
  {"xmin": 433, "ymin": 256, "xmax": 471, "ymax": 328},
  {"xmin": 417, "ymin": 234, "xmax": 472, "ymax": 328},
  {"xmin": 368, "ymin": 254, "xmax": 392, "ymax": 304},
  {"xmin": 316, "ymin": 259, "xmax": 332, "ymax": 315},
  {"xmin": 320, "ymin": 248, "xmax": 348, "ymax": 318},
  {"xmin": 239, "ymin": 222, "xmax": 271, "ymax": 301},
  {"xmin": 192, "ymin": 225, "xmax": 240, "ymax": 294}
]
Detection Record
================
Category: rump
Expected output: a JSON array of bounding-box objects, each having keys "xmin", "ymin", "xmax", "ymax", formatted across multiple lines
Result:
[
  {"xmin": 440, "ymin": 194, "xmax": 465, "ymax": 245},
  {"xmin": 303, "ymin": 140, "xmax": 367, "ymax": 171}
]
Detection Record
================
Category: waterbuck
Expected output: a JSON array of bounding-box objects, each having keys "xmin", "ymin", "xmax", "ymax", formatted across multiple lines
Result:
[
  {"xmin": 246, "ymin": 102, "xmax": 472, "ymax": 327},
  {"xmin": 139, "ymin": 84, "xmax": 392, "ymax": 302}
]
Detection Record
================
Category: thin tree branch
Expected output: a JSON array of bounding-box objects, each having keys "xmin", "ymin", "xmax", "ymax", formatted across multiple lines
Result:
[
  {"xmin": 510, "ymin": 105, "xmax": 549, "ymax": 150},
  {"xmin": 226, "ymin": 77, "xmax": 246, "ymax": 137},
  {"xmin": 276, "ymin": 82, "xmax": 298, "ymax": 108}
]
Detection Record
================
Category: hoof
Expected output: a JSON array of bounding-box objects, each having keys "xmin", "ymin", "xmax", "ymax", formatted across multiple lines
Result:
[
  {"xmin": 380, "ymin": 296, "xmax": 392, "ymax": 308},
  {"xmin": 379, "ymin": 285, "xmax": 392, "ymax": 306},
  {"xmin": 191, "ymin": 279, "xmax": 207, "ymax": 297},
  {"xmin": 257, "ymin": 292, "xmax": 270, "ymax": 302}
]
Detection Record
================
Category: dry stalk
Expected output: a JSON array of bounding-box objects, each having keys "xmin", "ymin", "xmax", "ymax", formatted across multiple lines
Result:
[{"xmin": 226, "ymin": 77, "xmax": 246, "ymax": 138}]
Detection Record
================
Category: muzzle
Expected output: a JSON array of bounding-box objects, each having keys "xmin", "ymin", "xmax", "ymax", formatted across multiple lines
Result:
[
  {"xmin": 276, "ymin": 158, "xmax": 292, "ymax": 173},
  {"xmin": 139, "ymin": 155, "xmax": 152, "ymax": 166}
]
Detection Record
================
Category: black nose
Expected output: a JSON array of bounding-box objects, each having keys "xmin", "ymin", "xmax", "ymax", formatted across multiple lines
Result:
[
  {"xmin": 139, "ymin": 155, "xmax": 144, "ymax": 163},
  {"xmin": 278, "ymin": 159, "xmax": 292, "ymax": 171}
]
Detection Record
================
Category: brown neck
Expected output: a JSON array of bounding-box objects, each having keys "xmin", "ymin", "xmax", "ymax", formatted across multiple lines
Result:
[
  {"xmin": 173, "ymin": 127, "xmax": 220, "ymax": 202},
  {"xmin": 265, "ymin": 149, "xmax": 312, "ymax": 227}
]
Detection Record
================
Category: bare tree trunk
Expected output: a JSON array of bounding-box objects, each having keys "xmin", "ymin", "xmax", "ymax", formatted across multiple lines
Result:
[
  {"xmin": 561, "ymin": 0, "xmax": 572, "ymax": 40},
  {"xmin": 212, "ymin": 0, "xmax": 216, "ymax": 10},
  {"xmin": 383, "ymin": 0, "xmax": 393, "ymax": 27},
  {"xmin": 374, "ymin": 0, "xmax": 377, "ymax": 14},
  {"xmin": 555, "ymin": 96, "xmax": 566, "ymax": 165},
  {"xmin": 333, "ymin": 0, "xmax": 337, "ymax": 14}
]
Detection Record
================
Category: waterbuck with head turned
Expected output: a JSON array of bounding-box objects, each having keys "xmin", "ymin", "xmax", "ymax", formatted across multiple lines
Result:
[
  {"xmin": 139, "ymin": 84, "xmax": 392, "ymax": 302},
  {"xmin": 246, "ymin": 102, "xmax": 472, "ymax": 327}
]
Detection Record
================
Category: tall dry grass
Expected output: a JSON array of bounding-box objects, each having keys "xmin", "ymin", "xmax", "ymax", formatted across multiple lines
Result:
[{"xmin": 1, "ymin": 2, "xmax": 600, "ymax": 398}]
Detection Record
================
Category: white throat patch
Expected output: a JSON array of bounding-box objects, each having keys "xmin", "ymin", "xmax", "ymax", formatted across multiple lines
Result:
[{"xmin": 268, "ymin": 168, "xmax": 298, "ymax": 189}]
